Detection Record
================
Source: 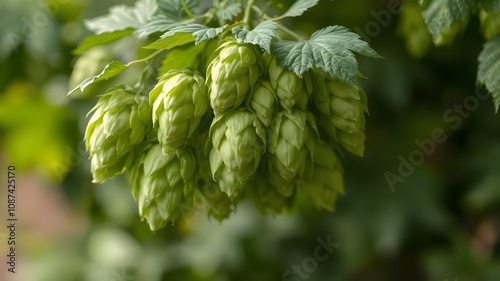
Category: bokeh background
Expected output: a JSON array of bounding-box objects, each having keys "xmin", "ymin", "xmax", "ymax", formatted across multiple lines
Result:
[{"xmin": 1, "ymin": 0, "xmax": 500, "ymax": 280}]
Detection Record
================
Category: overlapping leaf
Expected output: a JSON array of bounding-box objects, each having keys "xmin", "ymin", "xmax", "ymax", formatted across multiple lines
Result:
[
  {"xmin": 419, "ymin": 0, "xmax": 474, "ymax": 40},
  {"xmin": 217, "ymin": 3, "xmax": 242, "ymax": 20},
  {"xmin": 85, "ymin": 0, "xmax": 158, "ymax": 34},
  {"xmin": 135, "ymin": 15, "xmax": 185, "ymax": 39},
  {"xmin": 278, "ymin": 0, "xmax": 319, "ymax": 19},
  {"xmin": 271, "ymin": 25, "xmax": 381, "ymax": 86},
  {"xmin": 232, "ymin": 20, "xmax": 278, "ymax": 53},
  {"xmin": 158, "ymin": 0, "xmax": 198, "ymax": 18},
  {"xmin": 73, "ymin": 29, "xmax": 134, "ymax": 55},
  {"xmin": 477, "ymin": 37, "xmax": 500, "ymax": 112},
  {"xmin": 145, "ymin": 24, "xmax": 227, "ymax": 49}
]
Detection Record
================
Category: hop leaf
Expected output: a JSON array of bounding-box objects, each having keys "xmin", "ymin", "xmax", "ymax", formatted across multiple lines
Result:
[
  {"xmin": 232, "ymin": 20, "xmax": 278, "ymax": 53},
  {"xmin": 268, "ymin": 57, "xmax": 312, "ymax": 112},
  {"xmin": 129, "ymin": 144, "xmax": 196, "ymax": 231},
  {"xmin": 208, "ymin": 109, "xmax": 266, "ymax": 199},
  {"xmin": 267, "ymin": 108, "xmax": 318, "ymax": 196},
  {"xmin": 271, "ymin": 26, "xmax": 381, "ymax": 87},
  {"xmin": 312, "ymin": 75, "xmax": 368, "ymax": 156},
  {"xmin": 207, "ymin": 39, "xmax": 263, "ymax": 115},
  {"xmin": 478, "ymin": 37, "xmax": 500, "ymax": 112},
  {"xmin": 149, "ymin": 69, "xmax": 209, "ymax": 154},
  {"xmin": 85, "ymin": 85, "xmax": 151, "ymax": 183}
]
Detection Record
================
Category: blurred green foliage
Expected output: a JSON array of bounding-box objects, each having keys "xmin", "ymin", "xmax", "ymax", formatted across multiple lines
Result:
[{"xmin": 1, "ymin": 0, "xmax": 500, "ymax": 281}]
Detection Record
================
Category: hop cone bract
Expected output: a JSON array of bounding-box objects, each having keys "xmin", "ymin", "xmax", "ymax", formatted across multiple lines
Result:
[
  {"xmin": 247, "ymin": 80, "xmax": 276, "ymax": 127},
  {"xmin": 300, "ymin": 139, "xmax": 344, "ymax": 211},
  {"xmin": 85, "ymin": 85, "xmax": 150, "ymax": 183},
  {"xmin": 267, "ymin": 109, "xmax": 317, "ymax": 196},
  {"xmin": 207, "ymin": 39, "xmax": 262, "ymax": 115},
  {"xmin": 129, "ymin": 143, "xmax": 196, "ymax": 231},
  {"xmin": 149, "ymin": 69, "xmax": 209, "ymax": 154},
  {"xmin": 268, "ymin": 57, "xmax": 312, "ymax": 112},
  {"xmin": 208, "ymin": 109, "xmax": 266, "ymax": 199},
  {"xmin": 312, "ymin": 75, "xmax": 368, "ymax": 156}
]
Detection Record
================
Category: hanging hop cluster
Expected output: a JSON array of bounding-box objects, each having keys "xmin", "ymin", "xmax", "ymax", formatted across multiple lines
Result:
[{"xmin": 84, "ymin": 38, "xmax": 369, "ymax": 230}]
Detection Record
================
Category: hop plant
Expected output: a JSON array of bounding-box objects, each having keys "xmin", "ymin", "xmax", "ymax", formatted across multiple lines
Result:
[
  {"xmin": 267, "ymin": 109, "xmax": 317, "ymax": 196},
  {"xmin": 246, "ymin": 80, "xmax": 276, "ymax": 127},
  {"xmin": 149, "ymin": 69, "xmax": 209, "ymax": 154},
  {"xmin": 208, "ymin": 109, "xmax": 266, "ymax": 199},
  {"xmin": 70, "ymin": 0, "xmax": 380, "ymax": 230},
  {"xmin": 129, "ymin": 143, "xmax": 196, "ymax": 231},
  {"xmin": 312, "ymin": 75, "xmax": 368, "ymax": 156},
  {"xmin": 85, "ymin": 85, "xmax": 151, "ymax": 183},
  {"xmin": 268, "ymin": 57, "xmax": 312, "ymax": 113},
  {"xmin": 206, "ymin": 39, "xmax": 263, "ymax": 115},
  {"xmin": 300, "ymin": 139, "xmax": 344, "ymax": 211}
]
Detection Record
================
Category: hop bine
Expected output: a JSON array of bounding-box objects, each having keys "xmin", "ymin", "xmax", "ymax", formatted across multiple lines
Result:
[
  {"xmin": 268, "ymin": 57, "xmax": 312, "ymax": 113},
  {"xmin": 129, "ymin": 143, "xmax": 196, "ymax": 231},
  {"xmin": 312, "ymin": 75, "xmax": 368, "ymax": 157},
  {"xmin": 300, "ymin": 139, "xmax": 344, "ymax": 211},
  {"xmin": 206, "ymin": 39, "xmax": 263, "ymax": 115},
  {"xmin": 149, "ymin": 69, "xmax": 209, "ymax": 154},
  {"xmin": 267, "ymin": 108, "xmax": 318, "ymax": 196},
  {"xmin": 85, "ymin": 85, "xmax": 151, "ymax": 183},
  {"xmin": 208, "ymin": 109, "xmax": 266, "ymax": 200}
]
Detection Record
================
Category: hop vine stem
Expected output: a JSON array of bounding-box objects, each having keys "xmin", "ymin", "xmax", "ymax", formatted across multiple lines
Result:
[
  {"xmin": 251, "ymin": 5, "xmax": 305, "ymax": 42},
  {"xmin": 243, "ymin": 0, "xmax": 256, "ymax": 29}
]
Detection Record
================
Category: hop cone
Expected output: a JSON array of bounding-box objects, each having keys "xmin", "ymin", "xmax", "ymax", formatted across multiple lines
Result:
[
  {"xmin": 85, "ymin": 85, "xmax": 150, "ymax": 183},
  {"xmin": 246, "ymin": 80, "xmax": 276, "ymax": 127},
  {"xmin": 248, "ymin": 171, "xmax": 293, "ymax": 214},
  {"xmin": 129, "ymin": 143, "xmax": 196, "ymax": 231},
  {"xmin": 267, "ymin": 109, "xmax": 317, "ymax": 196},
  {"xmin": 268, "ymin": 57, "xmax": 312, "ymax": 112},
  {"xmin": 207, "ymin": 39, "xmax": 263, "ymax": 115},
  {"xmin": 208, "ymin": 109, "xmax": 266, "ymax": 199},
  {"xmin": 300, "ymin": 139, "xmax": 344, "ymax": 211},
  {"xmin": 312, "ymin": 75, "xmax": 368, "ymax": 156},
  {"xmin": 149, "ymin": 69, "xmax": 209, "ymax": 154}
]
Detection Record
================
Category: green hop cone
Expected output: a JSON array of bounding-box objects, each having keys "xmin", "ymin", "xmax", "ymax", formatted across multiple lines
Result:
[
  {"xmin": 149, "ymin": 69, "xmax": 209, "ymax": 154},
  {"xmin": 300, "ymin": 139, "xmax": 344, "ymax": 211},
  {"xmin": 267, "ymin": 109, "xmax": 318, "ymax": 196},
  {"xmin": 246, "ymin": 80, "xmax": 276, "ymax": 127},
  {"xmin": 208, "ymin": 109, "xmax": 266, "ymax": 200},
  {"xmin": 312, "ymin": 75, "xmax": 368, "ymax": 157},
  {"xmin": 206, "ymin": 39, "xmax": 263, "ymax": 115},
  {"xmin": 85, "ymin": 85, "xmax": 151, "ymax": 183},
  {"xmin": 268, "ymin": 57, "xmax": 312, "ymax": 113},
  {"xmin": 129, "ymin": 143, "xmax": 196, "ymax": 231},
  {"xmin": 247, "ymin": 171, "xmax": 293, "ymax": 214},
  {"xmin": 480, "ymin": 9, "xmax": 500, "ymax": 41}
]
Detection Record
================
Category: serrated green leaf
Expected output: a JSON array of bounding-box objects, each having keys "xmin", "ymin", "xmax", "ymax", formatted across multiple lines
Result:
[
  {"xmin": 67, "ymin": 51, "xmax": 161, "ymax": 96},
  {"xmin": 271, "ymin": 25, "xmax": 381, "ymax": 86},
  {"xmin": 158, "ymin": 0, "xmax": 198, "ymax": 18},
  {"xmin": 480, "ymin": 0, "xmax": 500, "ymax": 13},
  {"xmin": 477, "ymin": 37, "xmax": 500, "ymax": 112},
  {"xmin": 278, "ymin": 0, "xmax": 319, "ymax": 19},
  {"xmin": 419, "ymin": 0, "xmax": 474, "ymax": 40},
  {"xmin": 217, "ymin": 3, "xmax": 242, "ymax": 20},
  {"xmin": 135, "ymin": 15, "xmax": 185, "ymax": 39},
  {"xmin": 145, "ymin": 24, "xmax": 227, "ymax": 49},
  {"xmin": 232, "ymin": 20, "xmax": 278, "ymax": 53},
  {"xmin": 73, "ymin": 29, "xmax": 134, "ymax": 55},
  {"xmin": 85, "ymin": 0, "xmax": 158, "ymax": 34}
]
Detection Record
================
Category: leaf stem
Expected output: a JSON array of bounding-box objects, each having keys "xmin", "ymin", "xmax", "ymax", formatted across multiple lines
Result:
[
  {"xmin": 251, "ymin": 5, "xmax": 305, "ymax": 41},
  {"xmin": 182, "ymin": 0, "xmax": 204, "ymax": 19},
  {"xmin": 243, "ymin": 0, "xmax": 255, "ymax": 29}
]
